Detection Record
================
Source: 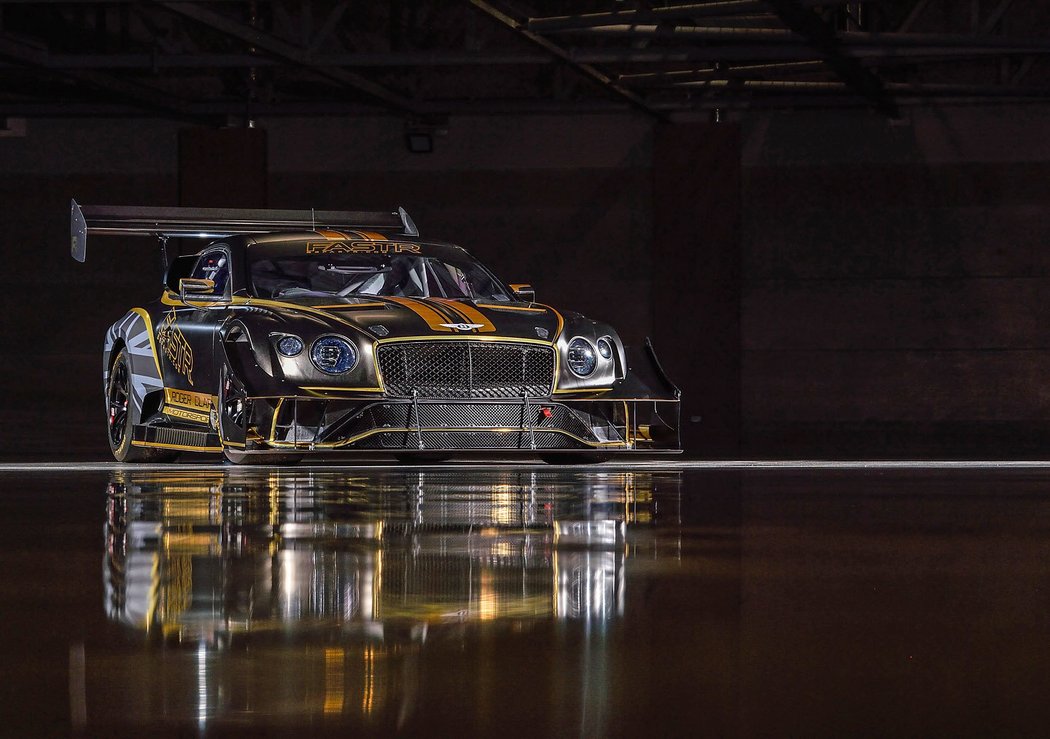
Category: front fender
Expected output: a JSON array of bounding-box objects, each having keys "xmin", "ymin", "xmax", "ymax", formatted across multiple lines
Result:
[{"xmin": 103, "ymin": 309, "xmax": 165, "ymax": 422}]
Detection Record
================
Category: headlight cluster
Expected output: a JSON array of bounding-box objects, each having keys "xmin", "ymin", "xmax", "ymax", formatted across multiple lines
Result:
[
  {"xmin": 568, "ymin": 336, "xmax": 618, "ymax": 378},
  {"xmin": 275, "ymin": 335, "xmax": 304, "ymax": 357},
  {"xmin": 566, "ymin": 338, "xmax": 596, "ymax": 377},
  {"xmin": 272, "ymin": 333, "xmax": 358, "ymax": 374},
  {"xmin": 311, "ymin": 336, "xmax": 358, "ymax": 374},
  {"xmin": 566, "ymin": 335, "xmax": 617, "ymax": 378}
]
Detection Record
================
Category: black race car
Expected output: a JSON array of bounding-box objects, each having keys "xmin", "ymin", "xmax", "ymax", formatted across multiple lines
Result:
[{"xmin": 72, "ymin": 201, "xmax": 680, "ymax": 463}]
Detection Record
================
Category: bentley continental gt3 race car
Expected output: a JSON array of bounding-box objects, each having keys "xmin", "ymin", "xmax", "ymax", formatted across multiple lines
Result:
[{"xmin": 72, "ymin": 201, "xmax": 680, "ymax": 463}]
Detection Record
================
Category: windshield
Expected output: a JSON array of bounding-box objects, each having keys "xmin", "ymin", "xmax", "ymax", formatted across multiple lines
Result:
[{"xmin": 248, "ymin": 243, "xmax": 512, "ymax": 301}]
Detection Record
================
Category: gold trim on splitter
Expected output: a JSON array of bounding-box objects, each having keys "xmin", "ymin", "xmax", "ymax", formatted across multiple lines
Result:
[
  {"xmin": 266, "ymin": 425, "xmax": 627, "ymax": 450},
  {"xmin": 132, "ymin": 440, "xmax": 224, "ymax": 452}
]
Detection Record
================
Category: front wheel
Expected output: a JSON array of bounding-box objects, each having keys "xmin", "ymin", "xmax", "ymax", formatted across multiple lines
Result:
[{"xmin": 106, "ymin": 349, "xmax": 177, "ymax": 463}]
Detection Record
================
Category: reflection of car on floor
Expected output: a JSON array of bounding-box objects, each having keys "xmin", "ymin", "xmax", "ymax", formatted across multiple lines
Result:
[
  {"xmin": 103, "ymin": 467, "xmax": 677, "ymax": 632},
  {"xmin": 97, "ymin": 468, "xmax": 681, "ymax": 728},
  {"xmin": 72, "ymin": 201, "xmax": 680, "ymax": 464}
]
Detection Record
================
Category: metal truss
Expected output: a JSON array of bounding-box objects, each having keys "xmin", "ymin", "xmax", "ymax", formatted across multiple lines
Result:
[{"xmin": 0, "ymin": 0, "xmax": 1048, "ymax": 121}]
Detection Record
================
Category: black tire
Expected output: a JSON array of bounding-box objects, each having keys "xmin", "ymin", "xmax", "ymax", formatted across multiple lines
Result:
[
  {"xmin": 222, "ymin": 448, "xmax": 303, "ymax": 466},
  {"xmin": 540, "ymin": 453, "xmax": 610, "ymax": 465},
  {"xmin": 106, "ymin": 349, "xmax": 177, "ymax": 463}
]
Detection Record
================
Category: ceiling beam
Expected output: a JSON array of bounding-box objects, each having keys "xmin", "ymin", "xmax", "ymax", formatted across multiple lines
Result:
[
  {"xmin": 527, "ymin": 0, "xmax": 876, "ymax": 32},
  {"xmin": 981, "ymin": 0, "xmax": 1015, "ymax": 35},
  {"xmin": 7, "ymin": 84, "xmax": 1050, "ymax": 120},
  {"xmin": 899, "ymin": 0, "xmax": 930, "ymax": 33},
  {"xmin": 467, "ymin": 0, "xmax": 665, "ymax": 120},
  {"xmin": 762, "ymin": 0, "xmax": 897, "ymax": 116},
  {"xmin": 154, "ymin": 1, "xmax": 418, "ymax": 113},
  {"xmin": 0, "ymin": 31, "xmax": 204, "ymax": 121},
  {"xmin": 3, "ymin": 33, "xmax": 1048, "ymax": 72}
]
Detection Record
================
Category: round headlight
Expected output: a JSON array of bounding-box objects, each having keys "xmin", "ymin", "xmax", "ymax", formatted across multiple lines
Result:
[
  {"xmin": 596, "ymin": 337, "xmax": 613, "ymax": 360},
  {"xmin": 566, "ymin": 337, "xmax": 597, "ymax": 377},
  {"xmin": 275, "ymin": 335, "xmax": 304, "ymax": 357},
  {"xmin": 311, "ymin": 336, "xmax": 358, "ymax": 374}
]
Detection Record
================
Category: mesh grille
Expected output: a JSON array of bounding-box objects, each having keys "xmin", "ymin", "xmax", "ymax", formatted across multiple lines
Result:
[
  {"xmin": 357, "ymin": 430, "xmax": 580, "ymax": 450},
  {"xmin": 377, "ymin": 341, "xmax": 554, "ymax": 398},
  {"xmin": 334, "ymin": 403, "xmax": 597, "ymax": 448}
]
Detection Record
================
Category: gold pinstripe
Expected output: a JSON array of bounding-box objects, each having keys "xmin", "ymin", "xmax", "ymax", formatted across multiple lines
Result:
[
  {"xmin": 536, "ymin": 304, "xmax": 564, "ymax": 340},
  {"xmin": 311, "ymin": 303, "xmax": 386, "ymax": 309},
  {"xmin": 373, "ymin": 334, "xmax": 551, "ymax": 346},
  {"xmin": 475, "ymin": 303, "xmax": 548, "ymax": 313},
  {"xmin": 299, "ymin": 386, "xmax": 385, "ymax": 393},
  {"xmin": 129, "ymin": 307, "xmax": 164, "ymax": 378}
]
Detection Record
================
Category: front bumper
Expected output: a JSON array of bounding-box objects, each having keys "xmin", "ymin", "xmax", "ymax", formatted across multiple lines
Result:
[{"xmin": 221, "ymin": 395, "xmax": 680, "ymax": 453}]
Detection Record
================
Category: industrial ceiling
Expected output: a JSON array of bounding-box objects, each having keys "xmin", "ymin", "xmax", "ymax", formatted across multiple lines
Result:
[{"xmin": 0, "ymin": 1, "xmax": 1048, "ymax": 123}]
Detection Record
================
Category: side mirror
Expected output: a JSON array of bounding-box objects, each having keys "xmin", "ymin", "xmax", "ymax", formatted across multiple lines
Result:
[
  {"xmin": 179, "ymin": 278, "xmax": 224, "ymax": 303},
  {"xmin": 510, "ymin": 283, "xmax": 536, "ymax": 303}
]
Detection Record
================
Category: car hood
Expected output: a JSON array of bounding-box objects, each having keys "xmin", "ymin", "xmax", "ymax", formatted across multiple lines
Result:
[{"xmin": 252, "ymin": 295, "xmax": 563, "ymax": 343}]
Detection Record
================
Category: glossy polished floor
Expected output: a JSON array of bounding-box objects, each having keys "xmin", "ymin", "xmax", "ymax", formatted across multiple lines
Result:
[{"xmin": 2, "ymin": 462, "xmax": 1050, "ymax": 737}]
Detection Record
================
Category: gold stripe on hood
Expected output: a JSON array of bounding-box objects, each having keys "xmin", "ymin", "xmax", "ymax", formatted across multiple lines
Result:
[
  {"xmin": 315, "ymin": 229, "xmax": 349, "ymax": 240},
  {"xmin": 431, "ymin": 298, "xmax": 496, "ymax": 333},
  {"xmin": 385, "ymin": 297, "xmax": 454, "ymax": 332}
]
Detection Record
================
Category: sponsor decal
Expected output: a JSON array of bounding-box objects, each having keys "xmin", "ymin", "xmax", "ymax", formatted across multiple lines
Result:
[
  {"xmin": 306, "ymin": 241, "xmax": 421, "ymax": 255},
  {"xmin": 164, "ymin": 406, "xmax": 210, "ymax": 424},
  {"xmin": 164, "ymin": 388, "xmax": 213, "ymax": 412},
  {"xmin": 157, "ymin": 309, "xmax": 194, "ymax": 385},
  {"xmin": 440, "ymin": 322, "xmax": 485, "ymax": 332}
]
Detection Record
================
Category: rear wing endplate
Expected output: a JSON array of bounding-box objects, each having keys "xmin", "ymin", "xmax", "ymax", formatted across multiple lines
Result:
[{"xmin": 70, "ymin": 199, "xmax": 419, "ymax": 263}]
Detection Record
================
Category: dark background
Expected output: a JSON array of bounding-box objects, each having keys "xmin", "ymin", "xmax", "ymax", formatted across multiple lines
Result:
[{"xmin": 2, "ymin": 2, "xmax": 1050, "ymax": 460}]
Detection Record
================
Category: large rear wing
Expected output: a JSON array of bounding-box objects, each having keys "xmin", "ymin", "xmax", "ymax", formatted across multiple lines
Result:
[{"xmin": 70, "ymin": 199, "xmax": 419, "ymax": 263}]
